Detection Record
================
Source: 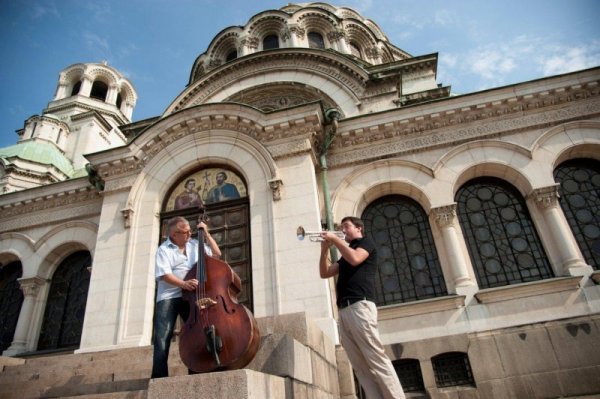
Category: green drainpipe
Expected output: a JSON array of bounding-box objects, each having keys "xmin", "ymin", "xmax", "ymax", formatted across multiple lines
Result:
[{"xmin": 321, "ymin": 108, "xmax": 341, "ymax": 260}]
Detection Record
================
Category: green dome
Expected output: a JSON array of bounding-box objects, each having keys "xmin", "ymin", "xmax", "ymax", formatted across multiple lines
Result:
[{"xmin": 0, "ymin": 141, "xmax": 75, "ymax": 176}]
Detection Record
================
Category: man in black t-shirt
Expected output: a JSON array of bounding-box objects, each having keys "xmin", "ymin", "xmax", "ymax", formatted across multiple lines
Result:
[{"xmin": 319, "ymin": 216, "xmax": 405, "ymax": 399}]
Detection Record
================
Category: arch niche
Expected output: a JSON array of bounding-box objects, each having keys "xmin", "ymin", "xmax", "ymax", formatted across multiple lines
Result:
[
  {"xmin": 124, "ymin": 115, "xmax": 280, "ymax": 319},
  {"xmin": 160, "ymin": 166, "xmax": 253, "ymax": 310}
]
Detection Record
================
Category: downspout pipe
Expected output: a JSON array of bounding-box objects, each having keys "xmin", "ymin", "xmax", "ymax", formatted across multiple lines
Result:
[{"xmin": 320, "ymin": 108, "xmax": 342, "ymax": 260}]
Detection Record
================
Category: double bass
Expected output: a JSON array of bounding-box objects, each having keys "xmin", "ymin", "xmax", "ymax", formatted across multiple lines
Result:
[{"xmin": 178, "ymin": 216, "xmax": 260, "ymax": 372}]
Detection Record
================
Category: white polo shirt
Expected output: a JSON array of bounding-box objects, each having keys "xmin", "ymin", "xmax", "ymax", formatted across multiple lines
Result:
[{"xmin": 155, "ymin": 237, "xmax": 212, "ymax": 302}]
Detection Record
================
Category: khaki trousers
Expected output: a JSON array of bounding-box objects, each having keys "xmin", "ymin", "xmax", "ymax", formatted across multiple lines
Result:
[{"xmin": 338, "ymin": 300, "xmax": 405, "ymax": 399}]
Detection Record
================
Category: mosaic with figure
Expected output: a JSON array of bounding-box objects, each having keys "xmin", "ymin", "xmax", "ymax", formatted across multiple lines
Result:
[{"xmin": 165, "ymin": 168, "xmax": 247, "ymax": 212}]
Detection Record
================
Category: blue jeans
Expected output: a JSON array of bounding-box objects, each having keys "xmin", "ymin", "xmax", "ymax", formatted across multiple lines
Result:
[{"xmin": 151, "ymin": 297, "xmax": 189, "ymax": 378}]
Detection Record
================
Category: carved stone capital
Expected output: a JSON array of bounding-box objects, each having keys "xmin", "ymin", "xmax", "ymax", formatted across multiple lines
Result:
[
  {"xmin": 241, "ymin": 36, "xmax": 259, "ymax": 49},
  {"xmin": 268, "ymin": 178, "xmax": 283, "ymax": 201},
  {"xmin": 530, "ymin": 184, "xmax": 560, "ymax": 209},
  {"xmin": 121, "ymin": 205, "xmax": 134, "ymax": 228},
  {"xmin": 432, "ymin": 204, "xmax": 457, "ymax": 227},
  {"xmin": 18, "ymin": 277, "xmax": 46, "ymax": 297},
  {"xmin": 327, "ymin": 29, "xmax": 346, "ymax": 41},
  {"xmin": 289, "ymin": 26, "xmax": 305, "ymax": 39}
]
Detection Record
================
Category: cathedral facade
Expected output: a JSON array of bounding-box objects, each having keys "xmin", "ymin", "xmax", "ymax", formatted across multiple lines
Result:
[{"xmin": 1, "ymin": 3, "xmax": 599, "ymax": 398}]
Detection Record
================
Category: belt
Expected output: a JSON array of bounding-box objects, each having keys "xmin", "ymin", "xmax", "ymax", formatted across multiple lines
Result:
[{"xmin": 338, "ymin": 297, "xmax": 366, "ymax": 309}]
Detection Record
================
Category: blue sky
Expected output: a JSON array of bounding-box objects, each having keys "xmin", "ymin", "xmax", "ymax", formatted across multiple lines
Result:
[{"xmin": 1, "ymin": 0, "xmax": 599, "ymax": 149}]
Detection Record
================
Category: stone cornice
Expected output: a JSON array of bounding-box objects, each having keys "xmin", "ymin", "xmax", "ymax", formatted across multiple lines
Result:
[
  {"xmin": 474, "ymin": 276, "xmax": 582, "ymax": 304},
  {"xmin": 170, "ymin": 50, "xmax": 369, "ymax": 114},
  {"xmin": 45, "ymin": 100, "xmax": 128, "ymax": 126},
  {"xmin": 90, "ymin": 110, "xmax": 324, "ymax": 182},
  {"xmin": 378, "ymin": 295, "xmax": 465, "ymax": 319},
  {"xmin": 328, "ymin": 80, "xmax": 600, "ymax": 167},
  {"xmin": 0, "ymin": 185, "xmax": 101, "ymax": 231}
]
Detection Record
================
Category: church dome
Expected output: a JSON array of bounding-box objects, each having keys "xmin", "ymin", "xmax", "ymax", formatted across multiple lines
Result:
[{"xmin": 189, "ymin": 2, "xmax": 411, "ymax": 83}]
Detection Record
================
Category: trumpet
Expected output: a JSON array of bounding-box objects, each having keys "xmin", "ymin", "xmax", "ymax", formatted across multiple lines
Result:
[{"xmin": 296, "ymin": 226, "xmax": 345, "ymax": 242}]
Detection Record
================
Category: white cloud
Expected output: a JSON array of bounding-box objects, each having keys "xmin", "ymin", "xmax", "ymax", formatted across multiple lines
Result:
[
  {"xmin": 538, "ymin": 42, "xmax": 600, "ymax": 76},
  {"xmin": 83, "ymin": 31, "xmax": 111, "ymax": 55},
  {"xmin": 30, "ymin": 1, "xmax": 59, "ymax": 20},
  {"xmin": 434, "ymin": 9, "xmax": 457, "ymax": 26}
]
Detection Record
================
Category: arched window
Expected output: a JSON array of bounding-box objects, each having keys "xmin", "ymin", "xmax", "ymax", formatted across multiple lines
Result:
[
  {"xmin": 37, "ymin": 251, "xmax": 91, "ymax": 351},
  {"xmin": 456, "ymin": 177, "xmax": 554, "ymax": 288},
  {"xmin": 263, "ymin": 34, "xmax": 279, "ymax": 50},
  {"xmin": 90, "ymin": 80, "xmax": 108, "ymax": 101},
  {"xmin": 0, "ymin": 261, "xmax": 24, "ymax": 353},
  {"xmin": 308, "ymin": 32, "xmax": 325, "ymax": 49},
  {"xmin": 393, "ymin": 358, "xmax": 425, "ymax": 393},
  {"xmin": 362, "ymin": 195, "xmax": 447, "ymax": 305},
  {"xmin": 554, "ymin": 158, "xmax": 600, "ymax": 270},
  {"xmin": 432, "ymin": 352, "xmax": 475, "ymax": 387},
  {"xmin": 70, "ymin": 81, "xmax": 81, "ymax": 96},
  {"xmin": 226, "ymin": 49, "xmax": 238, "ymax": 62},
  {"xmin": 349, "ymin": 42, "xmax": 362, "ymax": 58},
  {"xmin": 116, "ymin": 92, "xmax": 123, "ymax": 109}
]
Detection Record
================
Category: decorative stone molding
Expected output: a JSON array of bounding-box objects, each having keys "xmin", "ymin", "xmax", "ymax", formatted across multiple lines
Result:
[
  {"xmin": 266, "ymin": 137, "xmax": 315, "ymax": 160},
  {"xmin": 378, "ymin": 295, "xmax": 465, "ymax": 320},
  {"xmin": 289, "ymin": 26, "xmax": 305, "ymax": 39},
  {"xmin": 432, "ymin": 204, "xmax": 457, "ymax": 227},
  {"xmin": 172, "ymin": 52, "xmax": 367, "ymax": 112},
  {"xmin": 365, "ymin": 47, "xmax": 381, "ymax": 59},
  {"xmin": 530, "ymin": 184, "xmax": 560, "ymax": 209},
  {"xmin": 268, "ymin": 178, "xmax": 283, "ymax": 201},
  {"xmin": 240, "ymin": 36, "xmax": 259, "ymax": 49},
  {"xmin": 327, "ymin": 29, "xmax": 346, "ymax": 42},
  {"xmin": 0, "ymin": 187, "xmax": 100, "ymax": 219},
  {"xmin": 18, "ymin": 276, "xmax": 46, "ymax": 297},
  {"xmin": 474, "ymin": 276, "xmax": 582, "ymax": 304},
  {"xmin": 0, "ymin": 203, "xmax": 101, "ymax": 231},
  {"xmin": 329, "ymin": 95, "xmax": 600, "ymax": 167}
]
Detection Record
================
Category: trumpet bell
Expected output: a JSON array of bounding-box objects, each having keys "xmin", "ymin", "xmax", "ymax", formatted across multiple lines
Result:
[
  {"xmin": 296, "ymin": 226, "xmax": 306, "ymax": 241},
  {"xmin": 296, "ymin": 225, "xmax": 344, "ymax": 242}
]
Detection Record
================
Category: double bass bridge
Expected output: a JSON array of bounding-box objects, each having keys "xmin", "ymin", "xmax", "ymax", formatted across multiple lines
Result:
[{"xmin": 197, "ymin": 297, "xmax": 217, "ymax": 309}]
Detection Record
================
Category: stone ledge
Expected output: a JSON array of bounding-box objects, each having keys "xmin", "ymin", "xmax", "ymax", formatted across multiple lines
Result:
[
  {"xmin": 378, "ymin": 295, "xmax": 465, "ymax": 320},
  {"xmin": 474, "ymin": 276, "xmax": 582, "ymax": 304},
  {"xmin": 148, "ymin": 369, "xmax": 287, "ymax": 399}
]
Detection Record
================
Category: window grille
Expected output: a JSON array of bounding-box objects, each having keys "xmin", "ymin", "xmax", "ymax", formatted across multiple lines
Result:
[
  {"xmin": 37, "ymin": 251, "xmax": 91, "ymax": 351},
  {"xmin": 0, "ymin": 261, "xmax": 23, "ymax": 352},
  {"xmin": 362, "ymin": 195, "xmax": 447, "ymax": 305},
  {"xmin": 554, "ymin": 158, "xmax": 600, "ymax": 270},
  {"xmin": 393, "ymin": 358, "xmax": 425, "ymax": 392},
  {"xmin": 456, "ymin": 177, "xmax": 553, "ymax": 288},
  {"xmin": 432, "ymin": 352, "xmax": 475, "ymax": 387}
]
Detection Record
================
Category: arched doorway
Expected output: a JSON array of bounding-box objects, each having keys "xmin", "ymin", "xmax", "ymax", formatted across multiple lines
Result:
[
  {"xmin": 160, "ymin": 166, "xmax": 253, "ymax": 310},
  {"xmin": 0, "ymin": 261, "xmax": 24, "ymax": 353},
  {"xmin": 37, "ymin": 251, "xmax": 92, "ymax": 351}
]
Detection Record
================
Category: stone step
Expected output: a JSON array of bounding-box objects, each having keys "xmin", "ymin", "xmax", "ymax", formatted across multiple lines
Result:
[
  {"xmin": 0, "ymin": 374, "xmax": 148, "ymax": 399},
  {"xmin": 59, "ymin": 390, "xmax": 148, "ymax": 399}
]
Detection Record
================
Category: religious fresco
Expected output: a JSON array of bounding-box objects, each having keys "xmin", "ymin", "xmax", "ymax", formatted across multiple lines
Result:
[{"xmin": 164, "ymin": 168, "xmax": 247, "ymax": 212}]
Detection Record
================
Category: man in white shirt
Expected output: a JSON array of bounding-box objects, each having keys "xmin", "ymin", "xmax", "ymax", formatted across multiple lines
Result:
[{"xmin": 151, "ymin": 216, "xmax": 221, "ymax": 378}]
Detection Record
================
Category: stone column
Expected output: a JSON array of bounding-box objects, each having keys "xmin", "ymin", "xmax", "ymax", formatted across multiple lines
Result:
[
  {"xmin": 432, "ymin": 204, "xmax": 474, "ymax": 290},
  {"xmin": 3, "ymin": 277, "xmax": 46, "ymax": 356},
  {"xmin": 106, "ymin": 83, "xmax": 119, "ymax": 105},
  {"xmin": 79, "ymin": 74, "xmax": 94, "ymax": 97},
  {"xmin": 530, "ymin": 185, "xmax": 592, "ymax": 275},
  {"xmin": 54, "ymin": 79, "xmax": 68, "ymax": 100}
]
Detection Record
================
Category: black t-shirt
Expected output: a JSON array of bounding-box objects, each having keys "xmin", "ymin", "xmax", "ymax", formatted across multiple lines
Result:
[{"xmin": 335, "ymin": 236, "xmax": 378, "ymax": 306}]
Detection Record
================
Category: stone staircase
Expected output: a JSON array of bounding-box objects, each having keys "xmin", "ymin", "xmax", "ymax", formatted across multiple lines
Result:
[{"xmin": 0, "ymin": 313, "xmax": 355, "ymax": 399}]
